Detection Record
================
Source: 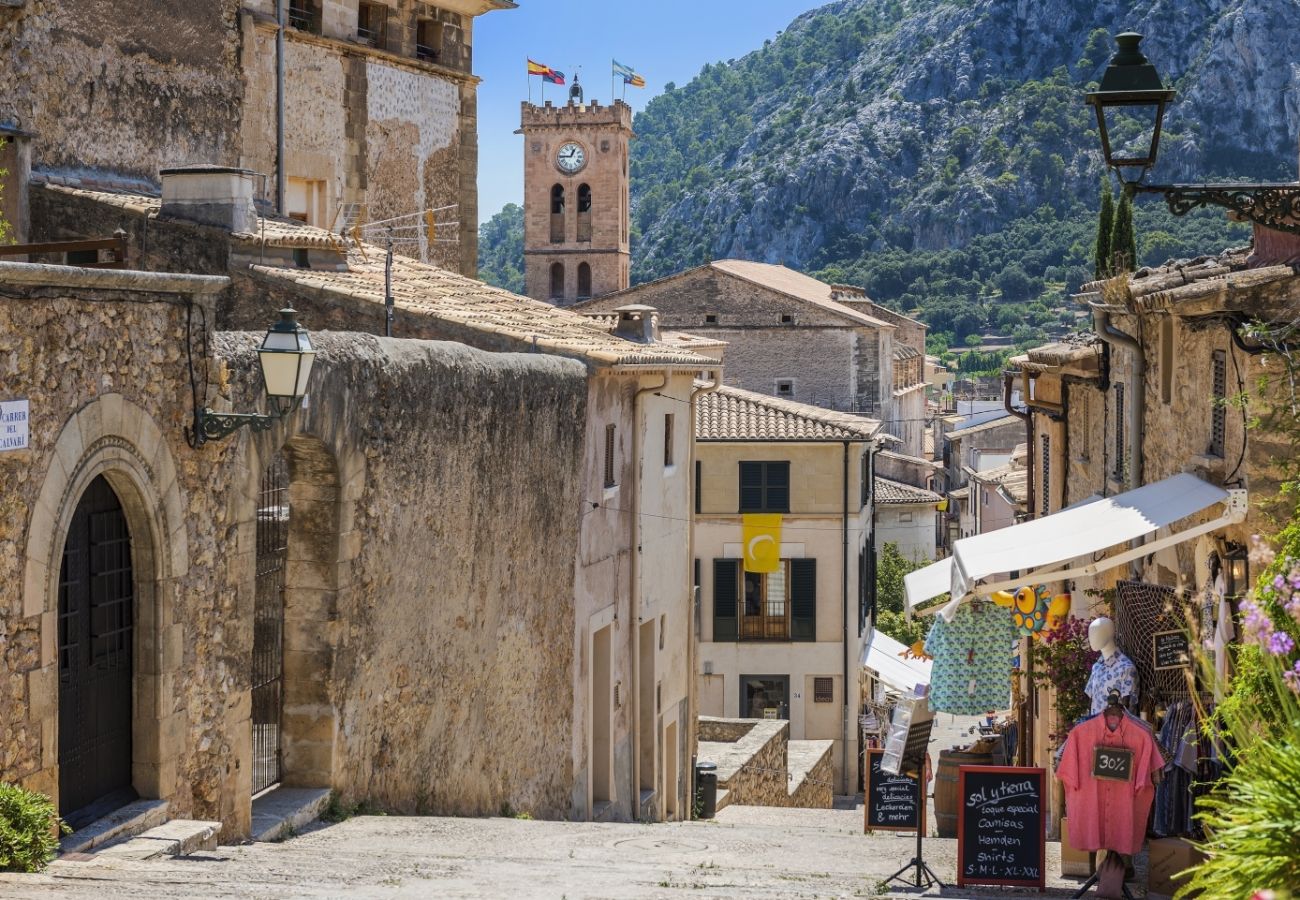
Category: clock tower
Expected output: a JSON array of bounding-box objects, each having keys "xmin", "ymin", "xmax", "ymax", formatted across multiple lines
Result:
[{"xmin": 518, "ymin": 98, "xmax": 633, "ymax": 305}]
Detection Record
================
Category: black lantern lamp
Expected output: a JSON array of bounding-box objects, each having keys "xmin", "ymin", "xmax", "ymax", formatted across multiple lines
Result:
[
  {"xmin": 1086, "ymin": 33, "xmax": 1300, "ymax": 233},
  {"xmin": 189, "ymin": 308, "xmax": 316, "ymax": 447},
  {"xmin": 1224, "ymin": 541, "xmax": 1249, "ymax": 599}
]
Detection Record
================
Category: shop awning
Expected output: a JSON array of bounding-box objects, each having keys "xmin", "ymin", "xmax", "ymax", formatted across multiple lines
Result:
[
  {"xmin": 860, "ymin": 628, "xmax": 931, "ymax": 695},
  {"xmin": 905, "ymin": 473, "xmax": 1246, "ymax": 620}
]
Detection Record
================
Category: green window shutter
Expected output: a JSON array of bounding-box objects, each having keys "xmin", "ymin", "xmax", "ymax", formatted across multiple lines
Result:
[
  {"xmin": 790, "ymin": 558, "xmax": 816, "ymax": 641},
  {"xmin": 713, "ymin": 559, "xmax": 739, "ymax": 641},
  {"xmin": 739, "ymin": 462, "xmax": 763, "ymax": 512},
  {"xmin": 766, "ymin": 461, "xmax": 790, "ymax": 511}
]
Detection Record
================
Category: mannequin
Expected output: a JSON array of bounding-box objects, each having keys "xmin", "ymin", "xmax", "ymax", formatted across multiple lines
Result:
[{"xmin": 1084, "ymin": 617, "xmax": 1138, "ymax": 715}]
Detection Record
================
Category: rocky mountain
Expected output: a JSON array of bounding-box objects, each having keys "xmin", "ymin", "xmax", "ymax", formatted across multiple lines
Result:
[{"xmin": 482, "ymin": 0, "xmax": 1298, "ymax": 353}]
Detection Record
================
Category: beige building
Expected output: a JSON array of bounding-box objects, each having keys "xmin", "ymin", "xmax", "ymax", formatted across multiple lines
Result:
[
  {"xmin": 693, "ymin": 385, "xmax": 887, "ymax": 793},
  {"xmin": 873, "ymin": 477, "xmax": 942, "ymax": 564},
  {"xmin": 518, "ymin": 100, "xmax": 632, "ymax": 305},
  {"xmin": 1, "ymin": 0, "xmax": 513, "ymax": 275},
  {"xmin": 576, "ymin": 261, "xmax": 928, "ymax": 458}
]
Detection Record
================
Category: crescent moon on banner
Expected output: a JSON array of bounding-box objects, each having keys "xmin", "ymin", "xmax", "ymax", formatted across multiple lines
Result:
[{"xmin": 747, "ymin": 534, "xmax": 776, "ymax": 561}]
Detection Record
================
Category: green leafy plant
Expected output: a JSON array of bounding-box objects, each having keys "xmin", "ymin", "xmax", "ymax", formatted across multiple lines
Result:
[
  {"xmin": 1178, "ymin": 552, "xmax": 1300, "ymax": 897},
  {"xmin": 1027, "ymin": 615, "xmax": 1098, "ymax": 746},
  {"xmin": 0, "ymin": 783, "xmax": 68, "ymax": 873}
]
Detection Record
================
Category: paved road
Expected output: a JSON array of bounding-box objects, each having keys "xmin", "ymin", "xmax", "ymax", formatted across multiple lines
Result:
[{"xmin": 1, "ymin": 799, "xmax": 1118, "ymax": 900}]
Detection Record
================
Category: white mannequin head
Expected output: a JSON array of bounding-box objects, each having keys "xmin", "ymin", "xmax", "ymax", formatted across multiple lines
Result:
[{"xmin": 1089, "ymin": 616, "xmax": 1117, "ymax": 659}]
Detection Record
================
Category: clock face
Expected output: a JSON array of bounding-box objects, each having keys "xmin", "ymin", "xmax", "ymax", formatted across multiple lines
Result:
[{"xmin": 556, "ymin": 142, "xmax": 586, "ymax": 174}]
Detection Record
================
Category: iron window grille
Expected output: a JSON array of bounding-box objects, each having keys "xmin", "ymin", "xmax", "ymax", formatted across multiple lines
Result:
[
  {"xmin": 604, "ymin": 424, "xmax": 617, "ymax": 487},
  {"xmin": 1040, "ymin": 433, "xmax": 1051, "ymax": 517},
  {"xmin": 813, "ymin": 677, "xmax": 834, "ymax": 703},
  {"xmin": 1113, "ymin": 382, "xmax": 1126, "ymax": 481},
  {"xmin": 1210, "ymin": 350, "xmax": 1226, "ymax": 458},
  {"xmin": 664, "ymin": 413, "xmax": 674, "ymax": 467},
  {"xmin": 288, "ymin": 0, "xmax": 320, "ymax": 33},
  {"xmin": 739, "ymin": 461, "xmax": 790, "ymax": 512},
  {"xmin": 740, "ymin": 565, "xmax": 790, "ymax": 640},
  {"xmin": 356, "ymin": 2, "xmax": 387, "ymax": 47}
]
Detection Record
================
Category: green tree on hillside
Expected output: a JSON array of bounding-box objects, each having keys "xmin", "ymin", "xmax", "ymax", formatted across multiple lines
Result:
[
  {"xmin": 1094, "ymin": 176, "xmax": 1114, "ymax": 279},
  {"xmin": 476, "ymin": 203, "xmax": 524, "ymax": 294},
  {"xmin": 1110, "ymin": 191, "xmax": 1136, "ymax": 275}
]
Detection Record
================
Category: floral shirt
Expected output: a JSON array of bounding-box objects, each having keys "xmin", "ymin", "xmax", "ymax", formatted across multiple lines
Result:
[
  {"xmin": 922, "ymin": 601, "xmax": 1016, "ymax": 715},
  {"xmin": 1084, "ymin": 651, "xmax": 1138, "ymax": 715}
]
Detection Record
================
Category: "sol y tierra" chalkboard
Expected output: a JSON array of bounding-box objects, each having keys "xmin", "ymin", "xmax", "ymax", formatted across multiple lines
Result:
[
  {"xmin": 865, "ymin": 748, "xmax": 926, "ymax": 833},
  {"xmin": 957, "ymin": 766, "xmax": 1046, "ymax": 889}
]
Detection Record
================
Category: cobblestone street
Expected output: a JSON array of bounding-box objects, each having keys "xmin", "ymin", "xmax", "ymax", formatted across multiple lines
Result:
[{"xmin": 0, "ymin": 799, "xmax": 1116, "ymax": 900}]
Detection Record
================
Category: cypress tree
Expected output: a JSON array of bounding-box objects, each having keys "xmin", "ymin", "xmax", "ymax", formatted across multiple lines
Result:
[
  {"xmin": 1094, "ymin": 176, "xmax": 1114, "ymax": 279},
  {"xmin": 1110, "ymin": 190, "xmax": 1137, "ymax": 275}
]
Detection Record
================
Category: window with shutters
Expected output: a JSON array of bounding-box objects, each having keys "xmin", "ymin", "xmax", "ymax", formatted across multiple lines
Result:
[
  {"xmin": 713, "ymin": 557, "xmax": 815, "ymax": 642},
  {"xmin": 603, "ymin": 424, "xmax": 617, "ymax": 487},
  {"xmin": 1040, "ymin": 433, "xmax": 1051, "ymax": 517},
  {"xmin": 813, "ymin": 677, "xmax": 833, "ymax": 703},
  {"xmin": 1113, "ymin": 382, "xmax": 1125, "ymax": 481},
  {"xmin": 738, "ymin": 461, "xmax": 790, "ymax": 513},
  {"xmin": 1210, "ymin": 350, "xmax": 1226, "ymax": 458}
]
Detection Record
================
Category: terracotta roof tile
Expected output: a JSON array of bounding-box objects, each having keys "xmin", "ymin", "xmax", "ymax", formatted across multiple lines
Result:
[
  {"xmin": 874, "ymin": 477, "xmax": 942, "ymax": 504},
  {"xmin": 696, "ymin": 385, "xmax": 882, "ymax": 442}
]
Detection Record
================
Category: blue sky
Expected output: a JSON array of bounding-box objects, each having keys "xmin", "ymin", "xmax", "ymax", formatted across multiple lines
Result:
[{"xmin": 474, "ymin": 0, "xmax": 827, "ymax": 220}]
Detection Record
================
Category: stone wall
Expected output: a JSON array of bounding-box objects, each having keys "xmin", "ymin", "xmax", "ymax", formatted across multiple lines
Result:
[
  {"xmin": 0, "ymin": 263, "xmax": 589, "ymax": 836},
  {"xmin": 697, "ymin": 718, "xmax": 833, "ymax": 808},
  {"xmin": 0, "ymin": 0, "xmax": 245, "ymax": 178}
]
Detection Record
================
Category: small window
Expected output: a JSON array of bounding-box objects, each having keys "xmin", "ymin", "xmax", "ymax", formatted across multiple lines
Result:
[
  {"xmin": 1040, "ymin": 433, "xmax": 1051, "ymax": 516},
  {"xmin": 1113, "ymin": 382, "xmax": 1125, "ymax": 480},
  {"xmin": 550, "ymin": 184, "xmax": 565, "ymax": 243},
  {"xmin": 704, "ymin": 314, "xmax": 718, "ymax": 324},
  {"xmin": 549, "ymin": 262, "xmax": 565, "ymax": 300},
  {"xmin": 288, "ymin": 0, "xmax": 321, "ymax": 32},
  {"xmin": 416, "ymin": 18, "xmax": 443, "ymax": 62},
  {"xmin": 1160, "ymin": 317, "xmax": 1174, "ymax": 404},
  {"xmin": 775, "ymin": 379, "xmax": 794, "ymax": 398},
  {"xmin": 739, "ymin": 461, "xmax": 790, "ymax": 513},
  {"xmin": 780, "ymin": 313, "xmax": 794, "ymax": 324},
  {"xmin": 1210, "ymin": 350, "xmax": 1226, "ymax": 457},
  {"xmin": 357, "ymin": 2, "xmax": 388, "ymax": 48},
  {"xmin": 813, "ymin": 677, "xmax": 833, "ymax": 703},
  {"xmin": 664, "ymin": 413, "xmax": 675, "ymax": 467},
  {"xmin": 604, "ymin": 423, "xmax": 617, "ymax": 487},
  {"xmin": 293, "ymin": 248, "xmax": 310, "ymax": 269},
  {"xmin": 577, "ymin": 262, "xmax": 592, "ymax": 299},
  {"xmin": 576, "ymin": 184, "xmax": 592, "ymax": 243},
  {"xmin": 898, "ymin": 511, "xmax": 913, "ymax": 523}
]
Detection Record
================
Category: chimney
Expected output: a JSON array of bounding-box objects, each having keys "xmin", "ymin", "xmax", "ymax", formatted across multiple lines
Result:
[
  {"xmin": 159, "ymin": 165, "xmax": 259, "ymax": 233},
  {"xmin": 613, "ymin": 304, "xmax": 659, "ymax": 344}
]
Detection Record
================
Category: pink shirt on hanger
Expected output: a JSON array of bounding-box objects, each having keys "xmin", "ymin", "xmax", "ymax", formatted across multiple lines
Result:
[{"xmin": 1057, "ymin": 713, "xmax": 1164, "ymax": 855}]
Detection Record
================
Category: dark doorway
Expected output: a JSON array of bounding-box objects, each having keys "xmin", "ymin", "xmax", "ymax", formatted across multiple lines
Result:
[
  {"xmin": 252, "ymin": 454, "xmax": 289, "ymax": 794},
  {"xmin": 58, "ymin": 475, "xmax": 136, "ymax": 828}
]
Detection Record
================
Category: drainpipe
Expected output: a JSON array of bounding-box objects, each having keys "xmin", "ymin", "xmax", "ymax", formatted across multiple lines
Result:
[
  {"xmin": 1092, "ymin": 307, "xmax": 1143, "ymax": 490},
  {"xmin": 275, "ymin": 0, "xmax": 287, "ymax": 215},
  {"xmin": 841, "ymin": 440, "xmax": 850, "ymax": 796},
  {"xmin": 1002, "ymin": 372, "xmax": 1035, "ymax": 518},
  {"xmin": 687, "ymin": 373, "xmax": 720, "ymax": 818},
  {"xmin": 631, "ymin": 372, "xmax": 667, "ymax": 821}
]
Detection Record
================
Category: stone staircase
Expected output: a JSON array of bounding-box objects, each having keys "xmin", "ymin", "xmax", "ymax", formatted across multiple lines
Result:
[
  {"xmin": 697, "ymin": 716, "xmax": 834, "ymax": 809},
  {"xmin": 58, "ymin": 800, "xmax": 221, "ymax": 862}
]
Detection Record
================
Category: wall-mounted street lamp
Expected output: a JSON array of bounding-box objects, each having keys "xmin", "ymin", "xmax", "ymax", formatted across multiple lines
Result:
[
  {"xmin": 1086, "ymin": 33, "xmax": 1300, "ymax": 234},
  {"xmin": 189, "ymin": 308, "xmax": 316, "ymax": 447},
  {"xmin": 1223, "ymin": 541, "xmax": 1250, "ymax": 599}
]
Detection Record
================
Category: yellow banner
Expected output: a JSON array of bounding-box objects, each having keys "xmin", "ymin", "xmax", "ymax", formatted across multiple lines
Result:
[{"xmin": 742, "ymin": 513, "xmax": 782, "ymax": 573}]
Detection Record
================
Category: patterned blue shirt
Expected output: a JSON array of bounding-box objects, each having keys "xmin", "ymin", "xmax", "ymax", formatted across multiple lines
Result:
[
  {"xmin": 1084, "ymin": 651, "xmax": 1138, "ymax": 714},
  {"xmin": 923, "ymin": 601, "xmax": 1016, "ymax": 715}
]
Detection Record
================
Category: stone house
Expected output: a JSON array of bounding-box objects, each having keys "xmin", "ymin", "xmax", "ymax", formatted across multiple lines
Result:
[
  {"xmin": 873, "ymin": 477, "xmax": 942, "ymax": 565},
  {"xmin": 963, "ymin": 443, "xmax": 1029, "ymax": 537},
  {"xmin": 573, "ymin": 261, "xmax": 929, "ymax": 458},
  {"xmin": 1, "ymin": 164, "xmax": 716, "ymax": 837},
  {"xmin": 0, "ymin": 0, "xmax": 513, "ymax": 275},
  {"xmin": 693, "ymin": 384, "xmax": 888, "ymax": 794}
]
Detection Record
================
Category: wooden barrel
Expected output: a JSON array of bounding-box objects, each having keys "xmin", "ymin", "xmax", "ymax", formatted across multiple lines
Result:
[{"xmin": 934, "ymin": 746, "xmax": 995, "ymax": 838}]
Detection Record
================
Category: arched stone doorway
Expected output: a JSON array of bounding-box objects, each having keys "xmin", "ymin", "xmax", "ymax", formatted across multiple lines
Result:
[{"xmin": 57, "ymin": 475, "xmax": 136, "ymax": 828}]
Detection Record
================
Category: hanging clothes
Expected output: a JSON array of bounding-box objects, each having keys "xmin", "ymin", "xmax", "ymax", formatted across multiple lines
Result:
[
  {"xmin": 922, "ymin": 600, "xmax": 1016, "ymax": 715},
  {"xmin": 1084, "ymin": 651, "xmax": 1138, "ymax": 715},
  {"xmin": 1058, "ymin": 711, "xmax": 1165, "ymax": 855}
]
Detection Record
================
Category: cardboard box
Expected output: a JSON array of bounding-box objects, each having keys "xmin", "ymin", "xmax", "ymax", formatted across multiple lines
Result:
[
  {"xmin": 1148, "ymin": 837, "xmax": 1206, "ymax": 897},
  {"xmin": 1059, "ymin": 817, "xmax": 1096, "ymax": 877}
]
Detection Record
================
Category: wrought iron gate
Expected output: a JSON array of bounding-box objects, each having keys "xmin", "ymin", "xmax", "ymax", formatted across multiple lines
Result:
[
  {"xmin": 252, "ymin": 455, "xmax": 289, "ymax": 794},
  {"xmin": 58, "ymin": 475, "xmax": 136, "ymax": 827}
]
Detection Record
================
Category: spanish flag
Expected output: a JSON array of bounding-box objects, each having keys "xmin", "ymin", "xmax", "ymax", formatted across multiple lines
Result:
[
  {"xmin": 528, "ymin": 59, "xmax": 565, "ymax": 85},
  {"xmin": 612, "ymin": 59, "xmax": 646, "ymax": 88},
  {"xmin": 742, "ymin": 513, "xmax": 782, "ymax": 574}
]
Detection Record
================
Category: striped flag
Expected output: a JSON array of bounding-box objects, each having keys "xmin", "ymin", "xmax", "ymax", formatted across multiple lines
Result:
[
  {"xmin": 612, "ymin": 59, "xmax": 645, "ymax": 88},
  {"xmin": 528, "ymin": 59, "xmax": 565, "ymax": 84}
]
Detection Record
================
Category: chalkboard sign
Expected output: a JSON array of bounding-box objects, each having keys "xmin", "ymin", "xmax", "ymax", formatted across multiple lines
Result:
[
  {"xmin": 865, "ymin": 749, "xmax": 926, "ymax": 833},
  {"xmin": 1153, "ymin": 630, "xmax": 1191, "ymax": 671},
  {"xmin": 1092, "ymin": 746, "xmax": 1134, "ymax": 782},
  {"xmin": 956, "ymin": 766, "xmax": 1046, "ymax": 889}
]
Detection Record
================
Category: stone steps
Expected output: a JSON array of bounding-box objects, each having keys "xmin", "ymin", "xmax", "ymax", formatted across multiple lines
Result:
[
  {"xmin": 251, "ymin": 787, "xmax": 332, "ymax": 842},
  {"xmin": 59, "ymin": 799, "xmax": 170, "ymax": 855},
  {"xmin": 91, "ymin": 819, "xmax": 222, "ymax": 861}
]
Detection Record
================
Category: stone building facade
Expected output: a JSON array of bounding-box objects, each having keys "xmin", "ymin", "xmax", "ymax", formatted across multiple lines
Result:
[
  {"xmin": 0, "ymin": 261, "xmax": 590, "ymax": 838},
  {"xmin": 693, "ymin": 385, "xmax": 886, "ymax": 793},
  {"xmin": 0, "ymin": 0, "xmax": 512, "ymax": 275},
  {"xmin": 518, "ymin": 100, "xmax": 633, "ymax": 305},
  {"xmin": 576, "ymin": 260, "xmax": 928, "ymax": 458},
  {"xmin": 19, "ymin": 169, "xmax": 712, "ymax": 826}
]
